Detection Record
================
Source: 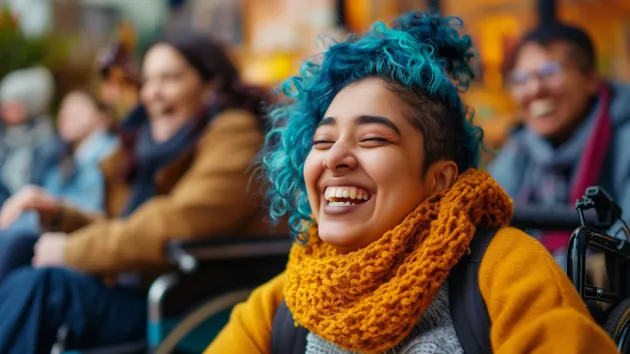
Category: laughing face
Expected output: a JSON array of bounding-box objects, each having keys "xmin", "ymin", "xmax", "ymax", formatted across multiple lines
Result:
[
  {"xmin": 303, "ymin": 78, "xmax": 457, "ymax": 253},
  {"xmin": 140, "ymin": 43, "xmax": 210, "ymax": 142},
  {"xmin": 508, "ymin": 42, "xmax": 600, "ymax": 142},
  {"xmin": 57, "ymin": 92, "xmax": 107, "ymax": 144}
]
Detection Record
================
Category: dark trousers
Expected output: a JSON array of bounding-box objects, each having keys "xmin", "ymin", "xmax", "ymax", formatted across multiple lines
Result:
[
  {"xmin": 0, "ymin": 267, "xmax": 146, "ymax": 354},
  {"xmin": 0, "ymin": 212, "xmax": 42, "ymax": 282},
  {"xmin": 0, "ymin": 181, "xmax": 10, "ymax": 208}
]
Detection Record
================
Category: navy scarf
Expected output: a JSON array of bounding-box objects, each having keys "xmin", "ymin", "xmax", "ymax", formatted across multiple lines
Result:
[
  {"xmin": 121, "ymin": 121, "xmax": 196, "ymax": 216},
  {"xmin": 120, "ymin": 104, "xmax": 218, "ymax": 217}
]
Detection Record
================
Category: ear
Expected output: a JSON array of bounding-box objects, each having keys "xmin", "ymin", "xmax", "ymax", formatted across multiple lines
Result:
[
  {"xmin": 202, "ymin": 80, "xmax": 219, "ymax": 103},
  {"xmin": 426, "ymin": 160, "xmax": 458, "ymax": 193},
  {"xmin": 203, "ymin": 86, "xmax": 216, "ymax": 103},
  {"xmin": 585, "ymin": 71, "xmax": 602, "ymax": 95}
]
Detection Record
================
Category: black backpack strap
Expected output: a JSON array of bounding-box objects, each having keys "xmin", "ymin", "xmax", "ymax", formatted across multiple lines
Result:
[
  {"xmin": 271, "ymin": 300, "xmax": 309, "ymax": 354},
  {"xmin": 449, "ymin": 227, "xmax": 498, "ymax": 354}
]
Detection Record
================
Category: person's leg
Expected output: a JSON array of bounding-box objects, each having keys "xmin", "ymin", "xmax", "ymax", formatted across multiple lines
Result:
[
  {"xmin": 0, "ymin": 267, "xmax": 147, "ymax": 354},
  {"xmin": 0, "ymin": 232, "xmax": 39, "ymax": 284},
  {"xmin": 0, "ymin": 217, "xmax": 40, "ymax": 283},
  {"xmin": 0, "ymin": 180, "xmax": 10, "ymax": 208},
  {"xmin": 0, "ymin": 232, "xmax": 39, "ymax": 283}
]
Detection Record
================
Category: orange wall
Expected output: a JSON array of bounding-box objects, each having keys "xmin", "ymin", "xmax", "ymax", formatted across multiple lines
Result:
[
  {"xmin": 239, "ymin": 0, "xmax": 339, "ymax": 85},
  {"xmin": 559, "ymin": 0, "xmax": 630, "ymax": 80}
]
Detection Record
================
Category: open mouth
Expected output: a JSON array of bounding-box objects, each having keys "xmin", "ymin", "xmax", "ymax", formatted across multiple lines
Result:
[
  {"xmin": 529, "ymin": 99, "xmax": 557, "ymax": 118},
  {"xmin": 150, "ymin": 105, "xmax": 177, "ymax": 118},
  {"xmin": 324, "ymin": 186, "xmax": 371, "ymax": 207}
]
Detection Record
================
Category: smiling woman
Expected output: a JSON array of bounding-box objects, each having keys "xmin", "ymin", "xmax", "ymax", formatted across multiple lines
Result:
[
  {"xmin": 206, "ymin": 11, "xmax": 618, "ymax": 354},
  {"xmin": 305, "ymin": 78, "xmax": 444, "ymax": 253}
]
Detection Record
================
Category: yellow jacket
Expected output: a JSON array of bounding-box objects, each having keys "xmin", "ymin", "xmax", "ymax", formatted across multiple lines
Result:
[{"xmin": 205, "ymin": 227, "xmax": 618, "ymax": 353}]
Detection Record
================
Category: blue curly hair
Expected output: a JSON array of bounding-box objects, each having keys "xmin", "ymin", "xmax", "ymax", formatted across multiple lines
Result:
[{"xmin": 261, "ymin": 11, "xmax": 483, "ymax": 237}]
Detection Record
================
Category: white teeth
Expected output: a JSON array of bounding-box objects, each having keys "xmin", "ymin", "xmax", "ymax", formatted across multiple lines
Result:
[
  {"xmin": 324, "ymin": 186, "xmax": 371, "ymax": 202},
  {"xmin": 329, "ymin": 201, "xmax": 356, "ymax": 207},
  {"xmin": 529, "ymin": 99, "xmax": 557, "ymax": 118}
]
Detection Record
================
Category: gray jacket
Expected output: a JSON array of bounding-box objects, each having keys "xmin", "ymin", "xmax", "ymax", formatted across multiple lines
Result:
[{"xmin": 489, "ymin": 82, "xmax": 630, "ymax": 235}]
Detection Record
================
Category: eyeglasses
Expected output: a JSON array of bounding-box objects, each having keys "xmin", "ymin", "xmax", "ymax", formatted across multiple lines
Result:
[{"xmin": 507, "ymin": 61, "xmax": 564, "ymax": 92}]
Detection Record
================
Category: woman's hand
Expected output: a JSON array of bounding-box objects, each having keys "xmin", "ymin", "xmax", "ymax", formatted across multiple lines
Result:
[
  {"xmin": 0, "ymin": 185, "xmax": 59, "ymax": 229},
  {"xmin": 32, "ymin": 232, "xmax": 68, "ymax": 268}
]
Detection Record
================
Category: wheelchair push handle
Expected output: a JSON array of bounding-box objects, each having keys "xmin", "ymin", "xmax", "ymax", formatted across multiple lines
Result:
[
  {"xmin": 576, "ymin": 186, "xmax": 623, "ymax": 230},
  {"xmin": 511, "ymin": 205, "xmax": 596, "ymax": 231}
]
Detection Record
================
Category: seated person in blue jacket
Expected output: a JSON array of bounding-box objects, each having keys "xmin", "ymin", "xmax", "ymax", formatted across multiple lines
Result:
[
  {"xmin": 0, "ymin": 89, "xmax": 118, "ymax": 280},
  {"xmin": 0, "ymin": 66, "xmax": 56, "ymax": 206},
  {"xmin": 489, "ymin": 23, "xmax": 630, "ymax": 276},
  {"xmin": 0, "ymin": 33, "xmax": 283, "ymax": 353}
]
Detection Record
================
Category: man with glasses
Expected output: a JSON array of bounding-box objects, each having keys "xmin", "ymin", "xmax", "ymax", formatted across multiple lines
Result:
[{"xmin": 490, "ymin": 23, "xmax": 630, "ymax": 274}]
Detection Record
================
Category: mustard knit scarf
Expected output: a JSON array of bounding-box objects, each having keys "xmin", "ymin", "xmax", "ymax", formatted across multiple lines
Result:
[{"xmin": 284, "ymin": 169, "xmax": 513, "ymax": 353}]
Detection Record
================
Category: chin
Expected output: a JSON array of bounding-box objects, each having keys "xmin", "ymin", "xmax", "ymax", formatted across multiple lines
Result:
[
  {"xmin": 318, "ymin": 227, "xmax": 361, "ymax": 253},
  {"xmin": 528, "ymin": 119, "xmax": 559, "ymax": 136},
  {"xmin": 536, "ymin": 126, "xmax": 563, "ymax": 140},
  {"xmin": 318, "ymin": 224, "xmax": 381, "ymax": 254}
]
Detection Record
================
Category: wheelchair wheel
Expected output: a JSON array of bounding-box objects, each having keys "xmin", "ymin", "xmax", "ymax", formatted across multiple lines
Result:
[
  {"xmin": 618, "ymin": 319, "xmax": 630, "ymax": 354},
  {"xmin": 155, "ymin": 289, "xmax": 253, "ymax": 354},
  {"xmin": 604, "ymin": 298, "xmax": 630, "ymax": 352}
]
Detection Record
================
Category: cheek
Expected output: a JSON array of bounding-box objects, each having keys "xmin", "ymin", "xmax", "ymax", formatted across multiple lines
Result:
[
  {"xmin": 511, "ymin": 91, "xmax": 528, "ymax": 107},
  {"xmin": 364, "ymin": 149, "xmax": 414, "ymax": 183},
  {"xmin": 554, "ymin": 84, "xmax": 588, "ymax": 116},
  {"xmin": 68, "ymin": 117, "xmax": 89, "ymax": 131},
  {"xmin": 59, "ymin": 121, "xmax": 78, "ymax": 140},
  {"xmin": 178, "ymin": 80, "xmax": 204, "ymax": 102},
  {"xmin": 161, "ymin": 84, "xmax": 181, "ymax": 103},
  {"xmin": 563, "ymin": 79, "xmax": 592, "ymax": 101},
  {"xmin": 139, "ymin": 83, "xmax": 157, "ymax": 104},
  {"xmin": 363, "ymin": 150, "xmax": 424, "ymax": 203},
  {"xmin": 303, "ymin": 151, "xmax": 324, "ymax": 213},
  {"xmin": 2, "ymin": 104, "xmax": 25, "ymax": 121}
]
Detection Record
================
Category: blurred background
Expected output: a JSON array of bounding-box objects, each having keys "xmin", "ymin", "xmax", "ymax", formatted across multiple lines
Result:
[
  {"xmin": 0, "ymin": 1, "xmax": 629, "ymax": 352},
  {"xmin": 1, "ymin": 0, "xmax": 629, "ymax": 158}
]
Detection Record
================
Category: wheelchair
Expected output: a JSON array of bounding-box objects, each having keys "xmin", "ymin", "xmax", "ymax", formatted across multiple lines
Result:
[
  {"xmin": 513, "ymin": 187, "xmax": 630, "ymax": 353},
  {"xmin": 51, "ymin": 235, "xmax": 292, "ymax": 354},
  {"xmin": 566, "ymin": 186, "xmax": 630, "ymax": 353}
]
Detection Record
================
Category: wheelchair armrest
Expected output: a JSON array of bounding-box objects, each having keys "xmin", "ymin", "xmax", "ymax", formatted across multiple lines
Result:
[
  {"xmin": 167, "ymin": 236, "xmax": 293, "ymax": 273},
  {"xmin": 511, "ymin": 205, "xmax": 598, "ymax": 231},
  {"xmin": 150, "ymin": 237, "xmax": 292, "ymax": 348}
]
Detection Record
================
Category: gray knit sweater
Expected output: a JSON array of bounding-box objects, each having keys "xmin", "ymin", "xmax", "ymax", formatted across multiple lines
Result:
[{"xmin": 304, "ymin": 284, "xmax": 463, "ymax": 354}]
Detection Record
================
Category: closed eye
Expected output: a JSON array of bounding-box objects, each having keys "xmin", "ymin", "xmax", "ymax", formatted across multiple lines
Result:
[
  {"xmin": 313, "ymin": 140, "xmax": 334, "ymax": 149},
  {"xmin": 359, "ymin": 137, "xmax": 391, "ymax": 148},
  {"xmin": 362, "ymin": 137, "xmax": 390, "ymax": 143},
  {"xmin": 313, "ymin": 140, "xmax": 334, "ymax": 145}
]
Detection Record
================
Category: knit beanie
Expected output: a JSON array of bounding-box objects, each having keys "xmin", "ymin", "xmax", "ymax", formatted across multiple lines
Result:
[{"xmin": 0, "ymin": 66, "xmax": 55, "ymax": 118}]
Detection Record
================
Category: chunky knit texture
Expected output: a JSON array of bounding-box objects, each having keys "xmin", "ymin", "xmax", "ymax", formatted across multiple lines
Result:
[
  {"xmin": 207, "ymin": 223, "xmax": 619, "ymax": 354},
  {"xmin": 284, "ymin": 169, "xmax": 512, "ymax": 353},
  {"xmin": 304, "ymin": 283, "xmax": 463, "ymax": 354}
]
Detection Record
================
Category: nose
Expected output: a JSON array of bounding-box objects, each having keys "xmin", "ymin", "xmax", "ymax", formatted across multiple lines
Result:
[
  {"xmin": 140, "ymin": 80, "xmax": 161, "ymax": 104},
  {"xmin": 523, "ymin": 76, "xmax": 543, "ymax": 97},
  {"xmin": 323, "ymin": 141, "xmax": 358, "ymax": 173}
]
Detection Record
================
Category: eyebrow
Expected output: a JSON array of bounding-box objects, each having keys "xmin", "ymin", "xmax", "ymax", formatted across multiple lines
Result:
[{"xmin": 318, "ymin": 115, "xmax": 402, "ymax": 136}]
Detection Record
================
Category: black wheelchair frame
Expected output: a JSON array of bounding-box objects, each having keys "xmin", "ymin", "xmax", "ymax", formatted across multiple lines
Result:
[
  {"xmin": 51, "ymin": 236, "xmax": 292, "ymax": 354},
  {"xmin": 507, "ymin": 187, "xmax": 630, "ymax": 353},
  {"xmin": 566, "ymin": 187, "xmax": 630, "ymax": 353}
]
